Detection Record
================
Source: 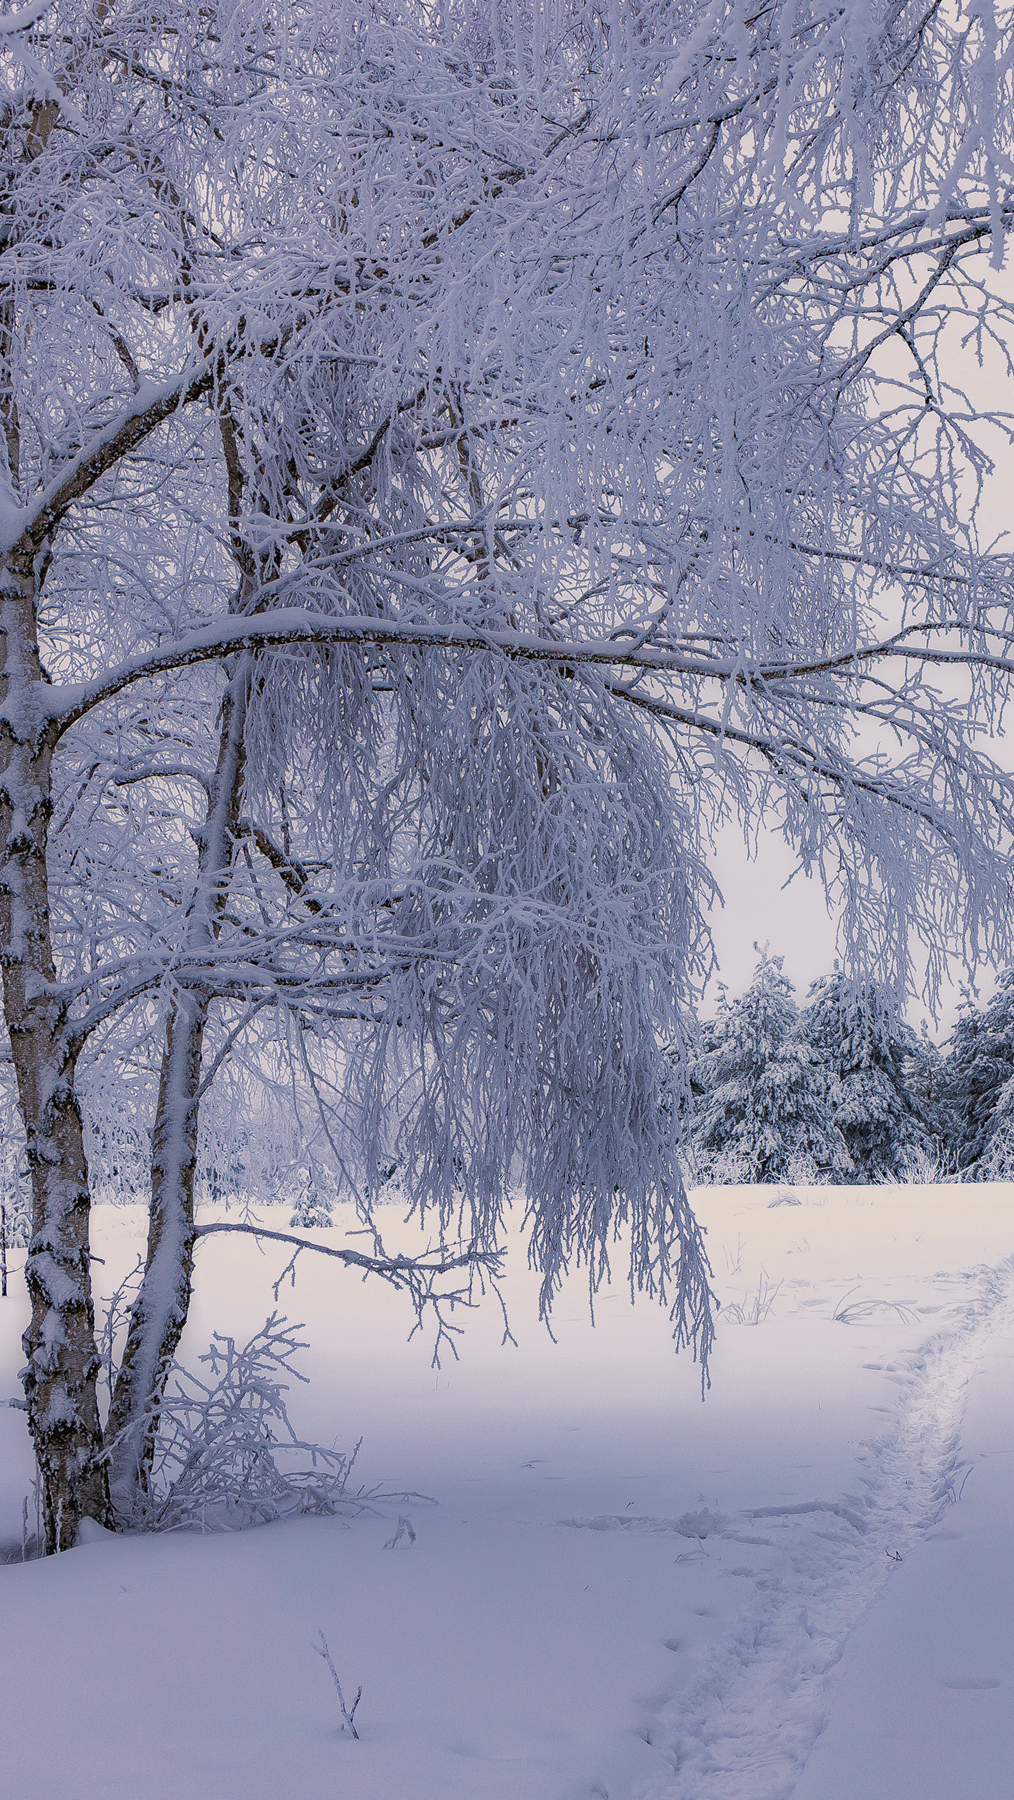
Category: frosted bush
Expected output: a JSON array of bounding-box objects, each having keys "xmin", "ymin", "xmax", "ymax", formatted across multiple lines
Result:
[{"xmin": 121, "ymin": 1317, "xmax": 365, "ymax": 1534}]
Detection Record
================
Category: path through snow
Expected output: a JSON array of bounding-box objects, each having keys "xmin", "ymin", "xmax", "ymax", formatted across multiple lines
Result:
[
  {"xmin": 793, "ymin": 1299, "xmax": 1014, "ymax": 1800},
  {"xmin": 637, "ymin": 1254, "xmax": 1014, "ymax": 1798}
]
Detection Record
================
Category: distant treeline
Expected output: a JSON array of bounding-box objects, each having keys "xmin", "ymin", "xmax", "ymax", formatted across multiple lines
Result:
[{"xmin": 672, "ymin": 950, "xmax": 1014, "ymax": 1185}]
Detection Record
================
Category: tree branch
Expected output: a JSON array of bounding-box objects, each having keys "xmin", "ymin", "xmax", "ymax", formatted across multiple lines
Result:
[{"xmin": 2, "ymin": 361, "xmax": 216, "ymax": 555}]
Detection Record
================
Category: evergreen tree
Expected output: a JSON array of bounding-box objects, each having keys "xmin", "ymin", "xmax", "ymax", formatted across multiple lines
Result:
[
  {"xmin": 796, "ymin": 976, "xmax": 935, "ymax": 1183},
  {"xmin": 692, "ymin": 952, "xmax": 850, "ymax": 1185},
  {"xmin": 902, "ymin": 1023, "xmax": 955, "ymax": 1175},
  {"xmin": 939, "ymin": 976, "xmax": 1014, "ymax": 1178},
  {"xmin": 289, "ymin": 1171, "xmax": 333, "ymax": 1232}
]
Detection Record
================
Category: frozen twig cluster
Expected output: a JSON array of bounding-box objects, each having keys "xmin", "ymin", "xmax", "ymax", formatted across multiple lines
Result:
[
  {"xmin": 721, "ymin": 1274, "xmax": 782, "ymax": 1327},
  {"xmin": 116, "ymin": 1316, "xmax": 366, "ymax": 1534},
  {"xmin": 831, "ymin": 1291, "xmax": 920, "ymax": 1327}
]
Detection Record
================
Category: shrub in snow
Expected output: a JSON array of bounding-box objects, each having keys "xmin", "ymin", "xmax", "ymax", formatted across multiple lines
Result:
[
  {"xmin": 120, "ymin": 1317, "xmax": 365, "ymax": 1534},
  {"xmin": 692, "ymin": 952, "xmax": 851, "ymax": 1185},
  {"xmin": 796, "ymin": 976, "xmax": 937, "ymax": 1184}
]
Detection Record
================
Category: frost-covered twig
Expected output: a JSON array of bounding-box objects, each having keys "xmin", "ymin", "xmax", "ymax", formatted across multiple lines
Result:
[
  {"xmin": 97, "ymin": 1255, "xmax": 144, "ymax": 1413},
  {"xmin": 384, "ymin": 1514, "xmax": 416, "ymax": 1549},
  {"xmin": 312, "ymin": 1630, "xmax": 361, "ymax": 1738}
]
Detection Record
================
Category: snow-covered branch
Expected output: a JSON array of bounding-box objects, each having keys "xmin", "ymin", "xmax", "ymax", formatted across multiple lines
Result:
[
  {"xmin": 194, "ymin": 1223, "xmax": 505, "ymax": 1365},
  {"xmin": 38, "ymin": 602, "xmax": 1014, "ymax": 738},
  {"xmin": 0, "ymin": 0, "xmax": 53, "ymax": 33},
  {"xmin": 0, "ymin": 364, "xmax": 217, "ymax": 556}
]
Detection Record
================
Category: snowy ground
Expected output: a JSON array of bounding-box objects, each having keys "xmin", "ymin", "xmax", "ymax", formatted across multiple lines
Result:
[{"xmin": 2, "ymin": 1182, "xmax": 1014, "ymax": 1799}]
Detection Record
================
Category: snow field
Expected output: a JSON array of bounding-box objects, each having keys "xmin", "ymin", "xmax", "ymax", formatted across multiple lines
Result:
[{"xmin": 2, "ymin": 1183, "xmax": 1013, "ymax": 1798}]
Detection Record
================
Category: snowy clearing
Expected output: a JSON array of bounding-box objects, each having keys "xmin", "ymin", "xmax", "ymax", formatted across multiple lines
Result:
[{"xmin": 2, "ymin": 1182, "xmax": 1013, "ymax": 1799}]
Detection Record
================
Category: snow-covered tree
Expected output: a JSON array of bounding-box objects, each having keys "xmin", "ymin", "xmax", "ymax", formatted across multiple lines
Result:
[
  {"xmin": 288, "ymin": 1170, "xmax": 333, "ymax": 1232},
  {"xmin": 796, "ymin": 975, "xmax": 937, "ymax": 1183},
  {"xmin": 2, "ymin": 0, "xmax": 1014, "ymax": 1547},
  {"xmin": 0, "ymin": 0, "xmax": 719, "ymax": 1545},
  {"xmin": 692, "ymin": 952, "xmax": 850, "ymax": 1183},
  {"xmin": 939, "ymin": 977, "xmax": 1014, "ymax": 1176},
  {"xmin": 900, "ymin": 1022, "xmax": 954, "ymax": 1175}
]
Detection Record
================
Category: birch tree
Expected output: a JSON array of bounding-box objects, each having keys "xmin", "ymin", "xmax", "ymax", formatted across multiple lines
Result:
[{"xmin": 2, "ymin": 0, "xmax": 1014, "ymax": 1549}]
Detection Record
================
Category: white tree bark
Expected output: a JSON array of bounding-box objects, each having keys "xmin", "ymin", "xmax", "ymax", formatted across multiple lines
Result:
[
  {"xmin": 105, "ymin": 661, "xmax": 250, "ymax": 1512},
  {"xmin": 0, "ymin": 542, "xmax": 110, "ymax": 1550}
]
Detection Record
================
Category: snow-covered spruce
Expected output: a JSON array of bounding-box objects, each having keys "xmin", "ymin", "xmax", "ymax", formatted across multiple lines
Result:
[
  {"xmin": 796, "ymin": 975, "xmax": 937, "ymax": 1185},
  {"xmin": 690, "ymin": 952, "xmax": 851, "ymax": 1186},
  {"xmin": 938, "ymin": 974, "xmax": 1014, "ymax": 1179}
]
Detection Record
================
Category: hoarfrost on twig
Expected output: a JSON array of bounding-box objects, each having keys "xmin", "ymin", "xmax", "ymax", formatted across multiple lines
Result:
[{"xmin": 312, "ymin": 1630, "xmax": 362, "ymax": 1739}]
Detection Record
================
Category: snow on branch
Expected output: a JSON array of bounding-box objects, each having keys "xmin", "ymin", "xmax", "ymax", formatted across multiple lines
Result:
[
  {"xmin": 39, "ymin": 604, "xmax": 1014, "ymax": 739},
  {"xmin": 0, "ymin": 363, "xmax": 216, "ymax": 555},
  {"xmin": 0, "ymin": 0, "xmax": 53, "ymax": 33}
]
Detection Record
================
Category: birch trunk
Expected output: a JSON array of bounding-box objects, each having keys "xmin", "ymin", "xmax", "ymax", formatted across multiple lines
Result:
[
  {"xmin": 105, "ymin": 662, "xmax": 249, "ymax": 1512},
  {"xmin": 0, "ymin": 546, "xmax": 111, "ymax": 1550}
]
